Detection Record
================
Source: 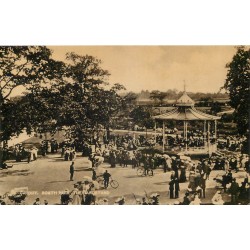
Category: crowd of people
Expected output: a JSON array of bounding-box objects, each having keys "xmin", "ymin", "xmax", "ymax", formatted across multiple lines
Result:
[
  {"xmin": 1, "ymin": 128, "xmax": 249, "ymax": 205},
  {"xmin": 40, "ymin": 139, "xmax": 59, "ymax": 156},
  {"xmin": 217, "ymin": 135, "xmax": 247, "ymax": 152}
]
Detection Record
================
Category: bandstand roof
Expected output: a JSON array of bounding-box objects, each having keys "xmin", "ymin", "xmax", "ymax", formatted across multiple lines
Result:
[
  {"xmin": 153, "ymin": 92, "xmax": 221, "ymax": 121},
  {"xmin": 176, "ymin": 92, "xmax": 195, "ymax": 106}
]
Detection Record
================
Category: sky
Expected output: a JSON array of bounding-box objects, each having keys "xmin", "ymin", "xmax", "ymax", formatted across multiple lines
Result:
[{"xmin": 49, "ymin": 46, "xmax": 237, "ymax": 93}]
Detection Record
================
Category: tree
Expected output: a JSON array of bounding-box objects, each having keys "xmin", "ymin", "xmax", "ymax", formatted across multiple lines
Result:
[
  {"xmin": 39, "ymin": 53, "xmax": 125, "ymax": 141},
  {"xmin": 1, "ymin": 93, "xmax": 57, "ymax": 141},
  {"xmin": 0, "ymin": 46, "xmax": 65, "ymax": 143},
  {"xmin": 150, "ymin": 90, "xmax": 168, "ymax": 106},
  {"xmin": 121, "ymin": 92, "xmax": 138, "ymax": 113},
  {"xmin": 87, "ymin": 83, "xmax": 125, "ymax": 138},
  {"xmin": 0, "ymin": 46, "xmax": 64, "ymax": 101},
  {"xmin": 210, "ymin": 101, "xmax": 222, "ymax": 114},
  {"xmin": 223, "ymin": 46, "xmax": 250, "ymax": 135},
  {"xmin": 62, "ymin": 53, "xmax": 123, "ymax": 139},
  {"xmin": 130, "ymin": 106, "xmax": 154, "ymax": 130},
  {"xmin": 65, "ymin": 52, "xmax": 110, "ymax": 91},
  {"xmin": 197, "ymin": 97, "xmax": 213, "ymax": 107}
]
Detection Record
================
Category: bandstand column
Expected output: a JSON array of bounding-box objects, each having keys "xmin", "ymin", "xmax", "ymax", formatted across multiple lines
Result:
[
  {"xmin": 183, "ymin": 120, "xmax": 186, "ymax": 152},
  {"xmin": 214, "ymin": 120, "xmax": 217, "ymax": 140},
  {"xmin": 207, "ymin": 121, "xmax": 210, "ymax": 155},
  {"xmin": 203, "ymin": 120, "xmax": 206, "ymax": 144},
  {"xmin": 162, "ymin": 121, "xmax": 165, "ymax": 152},
  {"xmin": 214, "ymin": 120, "xmax": 217, "ymax": 151},
  {"xmin": 185, "ymin": 121, "xmax": 188, "ymax": 152}
]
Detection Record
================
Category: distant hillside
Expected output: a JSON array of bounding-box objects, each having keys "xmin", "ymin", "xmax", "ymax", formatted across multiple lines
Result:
[{"xmin": 132, "ymin": 89, "xmax": 229, "ymax": 106}]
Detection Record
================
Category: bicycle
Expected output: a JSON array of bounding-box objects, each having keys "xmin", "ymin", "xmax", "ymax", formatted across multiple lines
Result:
[
  {"xmin": 96, "ymin": 176, "xmax": 119, "ymax": 189},
  {"xmin": 137, "ymin": 167, "xmax": 154, "ymax": 177}
]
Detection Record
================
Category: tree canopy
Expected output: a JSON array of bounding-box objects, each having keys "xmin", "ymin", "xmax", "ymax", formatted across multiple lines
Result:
[
  {"xmin": 223, "ymin": 46, "xmax": 250, "ymax": 135},
  {"xmin": 150, "ymin": 90, "xmax": 168, "ymax": 106},
  {"xmin": 0, "ymin": 46, "xmax": 65, "ymax": 101},
  {"xmin": 0, "ymin": 48, "xmax": 126, "ymax": 142},
  {"xmin": 129, "ymin": 106, "xmax": 154, "ymax": 129},
  {"xmin": 0, "ymin": 46, "xmax": 65, "ymax": 142}
]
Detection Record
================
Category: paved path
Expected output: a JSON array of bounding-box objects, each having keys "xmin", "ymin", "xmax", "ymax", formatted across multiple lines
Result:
[{"xmin": 0, "ymin": 153, "xmax": 247, "ymax": 205}]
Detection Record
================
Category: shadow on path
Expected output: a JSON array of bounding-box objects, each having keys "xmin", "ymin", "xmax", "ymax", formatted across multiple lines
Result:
[
  {"xmin": 153, "ymin": 181, "xmax": 168, "ymax": 185},
  {"xmin": 124, "ymin": 175, "xmax": 141, "ymax": 179},
  {"xmin": 47, "ymin": 158, "xmax": 68, "ymax": 162},
  {"xmin": 75, "ymin": 167, "xmax": 89, "ymax": 172},
  {"xmin": 46, "ymin": 180, "xmax": 71, "ymax": 184},
  {"xmin": 0, "ymin": 169, "xmax": 34, "ymax": 178}
]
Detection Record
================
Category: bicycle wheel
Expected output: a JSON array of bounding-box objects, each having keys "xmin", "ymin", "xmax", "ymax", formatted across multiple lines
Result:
[
  {"xmin": 110, "ymin": 180, "xmax": 119, "ymax": 189},
  {"xmin": 137, "ymin": 168, "xmax": 144, "ymax": 176},
  {"xmin": 148, "ymin": 169, "xmax": 154, "ymax": 177}
]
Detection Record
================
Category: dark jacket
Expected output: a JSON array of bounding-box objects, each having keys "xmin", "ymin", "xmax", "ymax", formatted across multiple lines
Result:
[
  {"xmin": 70, "ymin": 164, "xmax": 74, "ymax": 173},
  {"xmin": 103, "ymin": 172, "xmax": 111, "ymax": 180},
  {"xmin": 169, "ymin": 180, "xmax": 174, "ymax": 190},
  {"xmin": 174, "ymin": 180, "xmax": 180, "ymax": 191},
  {"xmin": 230, "ymin": 182, "xmax": 239, "ymax": 195}
]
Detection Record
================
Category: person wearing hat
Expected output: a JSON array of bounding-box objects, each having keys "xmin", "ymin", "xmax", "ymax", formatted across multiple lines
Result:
[
  {"xmin": 151, "ymin": 194, "xmax": 160, "ymax": 205},
  {"xmin": 33, "ymin": 198, "xmax": 40, "ymax": 205},
  {"xmin": 188, "ymin": 171, "xmax": 196, "ymax": 192},
  {"xmin": 230, "ymin": 158, "xmax": 238, "ymax": 173},
  {"xmin": 181, "ymin": 192, "xmax": 190, "ymax": 205},
  {"xmin": 223, "ymin": 169, "xmax": 233, "ymax": 189},
  {"xmin": 171, "ymin": 158, "xmax": 179, "ymax": 178},
  {"xmin": 179, "ymin": 165, "xmax": 187, "ymax": 183},
  {"xmin": 196, "ymin": 162, "xmax": 202, "ymax": 173},
  {"xmin": 61, "ymin": 189, "xmax": 70, "ymax": 205},
  {"xmin": 170, "ymin": 170, "xmax": 175, "ymax": 181},
  {"xmin": 70, "ymin": 184, "xmax": 82, "ymax": 205}
]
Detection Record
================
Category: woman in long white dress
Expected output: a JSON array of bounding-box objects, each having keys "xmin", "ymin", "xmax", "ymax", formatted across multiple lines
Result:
[
  {"xmin": 70, "ymin": 186, "xmax": 82, "ymax": 205},
  {"xmin": 190, "ymin": 194, "xmax": 201, "ymax": 205},
  {"xmin": 211, "ymin": 191, "xmax": 224, "ymax": 205}
]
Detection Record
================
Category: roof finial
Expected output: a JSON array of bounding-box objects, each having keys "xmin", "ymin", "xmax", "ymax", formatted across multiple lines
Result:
[{"xmin": 183, "ymin": 80, "xmax": 186, "ymax": 92}]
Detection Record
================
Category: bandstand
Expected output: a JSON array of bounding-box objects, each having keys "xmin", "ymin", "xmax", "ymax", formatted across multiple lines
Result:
[{"xmin": 153, "ymin": 91, "xmax": 221, "ymax": 156}]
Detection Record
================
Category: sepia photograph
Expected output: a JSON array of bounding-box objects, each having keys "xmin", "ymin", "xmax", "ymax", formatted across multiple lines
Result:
[
  {"xmin": 0, "ymin": 45, "xmax": 249, "ymax": 205},
  {"xmin": 1, "ymin": 1, "xmax": 250, "ymax": 250}
]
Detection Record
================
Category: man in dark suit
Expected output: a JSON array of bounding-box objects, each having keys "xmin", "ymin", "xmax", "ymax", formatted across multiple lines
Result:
[
  {"xmin": 229, "ymin": 178, "xmax": 239, "ymax": 204},
  {"xmin": 103, "ymin": 170, "xmax": 111, "ymax": 189},
  {"xmin": 69, "ymin": 162, "xmax": 75, "ymax": 181},
  {"xmin": 174, "ymin": 178, "xmax": 180, "ymax": 198},
  {"xmin": 169, "ymin": 179, "xmax": 174, "ymax": 199}
]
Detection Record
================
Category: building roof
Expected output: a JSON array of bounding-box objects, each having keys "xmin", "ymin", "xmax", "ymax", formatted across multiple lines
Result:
[{"xmin": 154, "ymin": 106, "xmax": 221, "ymax": 121}]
